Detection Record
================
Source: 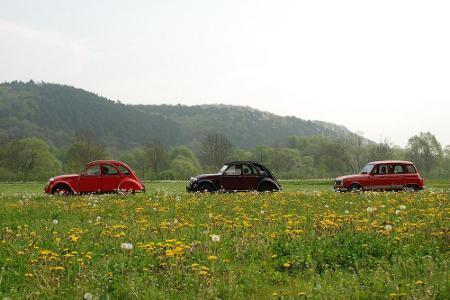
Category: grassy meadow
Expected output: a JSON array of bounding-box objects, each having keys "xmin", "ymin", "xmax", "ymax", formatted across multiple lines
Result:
[{"xmin": 0, "ymin": 181, "xmax": 449, "ymax": 299}]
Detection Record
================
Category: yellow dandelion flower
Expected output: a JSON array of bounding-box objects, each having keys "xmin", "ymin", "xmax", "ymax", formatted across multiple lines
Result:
[
  {"xmin": 298, "ymin": 292, "xmax": 306, "ymax": 297},
  {"xmin": 24, "ymin": 273, "xmax": 33, "ymax": 277},
  {"xmin": 199, "ymin": 270, "xmax": 208, "ymax": 275},
  {"xmin": 69, "ymin": 235, "xmax": 81, "ymax": 242},
  {"xmin": 208, "ymin": 255, "xmax": 217, "ymax": 261},
  {"xmin": 283, "ymin": 262, "xmax": 291, "ymax": 268},
  {"xmin": 416, "ymin": 280, "xmax": 424, "ymax": 285}
]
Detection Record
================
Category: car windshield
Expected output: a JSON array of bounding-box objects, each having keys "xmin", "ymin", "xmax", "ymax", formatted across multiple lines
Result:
[
  {"xmin": 361, "ymin": 164, "xmax": 374, "ymax": 174},
  {"xmin": 218, "ymin": 165, "xmax": 228, "ymax": 173}
]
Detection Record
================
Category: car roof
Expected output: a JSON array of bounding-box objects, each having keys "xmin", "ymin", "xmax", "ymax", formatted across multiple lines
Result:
[
  {"xmin": 86, "ymin": 160, "xmax": 129, "ymax": 167},
  {"xmin": 225, "ymin": 160, "xmax": 263, "ymax": 165},
  {"xmin": 366, "ymin": 160, "xmax": 415, "ymax": 165}
]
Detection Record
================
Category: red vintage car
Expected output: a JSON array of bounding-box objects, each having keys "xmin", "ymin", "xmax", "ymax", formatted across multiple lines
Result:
[
  {"xmin": 44, "ymin": 160, "xmax": 145, "ymax": 195},
  {"xmin": 333, "ymin": 160, "xmax": 424, "ymax": 192}
]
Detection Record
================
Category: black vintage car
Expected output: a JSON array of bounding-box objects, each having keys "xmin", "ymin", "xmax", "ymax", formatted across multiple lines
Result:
[{"xmin": 186, "ymin": 161, "xmax": 281, "ymax": 192}]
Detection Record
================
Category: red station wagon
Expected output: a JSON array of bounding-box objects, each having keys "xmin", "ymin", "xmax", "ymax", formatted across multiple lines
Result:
[
  {"xmin": 44, "ymin": 160, "xmax": 145, "ymax": 195},
  {"xmin": 334, "ymin": 160, "xmax": 424, "ymax": 192}
]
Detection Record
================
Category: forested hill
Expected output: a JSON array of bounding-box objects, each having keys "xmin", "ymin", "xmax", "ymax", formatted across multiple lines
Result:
[{"xmin": 0, "ymin": 81, "xmax": 355, "ymax": 149}]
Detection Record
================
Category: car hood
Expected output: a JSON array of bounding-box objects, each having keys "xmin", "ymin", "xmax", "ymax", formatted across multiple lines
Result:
[
  {"xmin": 336, "ymin": 174, "xmax": 367, "ymax": 181},
  {"xmin": 52, "ymin": 174, "xmax": 79, "ymax": 181},
  {"xmin": 194, "ymin": 173, "xmax": 221, "ymax": 180}
]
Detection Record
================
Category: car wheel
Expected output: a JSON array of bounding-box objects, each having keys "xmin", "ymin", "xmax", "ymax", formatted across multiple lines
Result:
[
  {"xmin": 198, "ymin": 183, "xmax": 214, "ymax": 193},
  {"xmin": 403, "ymin": 185, "xmax": 418, "ymax": 192},
  {"xmin": 348, "ymin": 184, "xmax": 362, "ymax": 193},
  {"xmin": 118, "ymin": 188, "xmax": 135, "ymax": 195},
  {"xmin": 52, "ymin": 185, "xmax": 72, "ymax": 196}
]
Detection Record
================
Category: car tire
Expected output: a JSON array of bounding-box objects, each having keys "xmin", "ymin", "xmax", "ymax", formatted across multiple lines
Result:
[
  {"xmin": 348, "ymin": 184, "xmax": 362, "ymax": 193},
  {"xmin": 258, "ymin": 182, "xmax": 275, "ymax": 192},
  {"xmin": 197, "ymin": 183, "xmax": 214, "ymax": 193},
  {"xmin": 52, "ymin": 185, "xmax": 72, "ymax": 196}
]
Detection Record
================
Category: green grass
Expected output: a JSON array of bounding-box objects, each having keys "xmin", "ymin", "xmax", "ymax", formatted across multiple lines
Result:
[
  {"xmin": 0, "ymin": 178, "xmax": 448, "ymax": 195},
  {"xmin": 0, "ymin": 181, "xmax": 448, "ymax": 299}
]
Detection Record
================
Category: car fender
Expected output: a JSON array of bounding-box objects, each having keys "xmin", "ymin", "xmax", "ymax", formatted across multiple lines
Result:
[
  {"xmin": 347, "ymin": 181, "xmax": 363, "ymax": 189},
  {"xmin": 118, "ymin": 179, "xmax": 143, "ymax": 191},
  {"xmin": 257, "ymin": 178, "xmax": 280, "ymax": 190},
  {"xmin": 197, "ymin": 179, "xmax": 218, "ymax": 191},
  {"xmin": 51, "ymin": 180, "xmax": 76, "ymax": 193}
]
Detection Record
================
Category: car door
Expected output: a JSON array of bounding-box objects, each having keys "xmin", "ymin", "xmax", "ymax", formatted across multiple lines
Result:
[
  {"xmin": 101, "ymin": 164, "xmax": 120, "ymax": 192},
  {"xmin": 220, "ymin": 164, "xmax": 242, "ymax": 191},
  {"xmin": 369, "ymin": 164, "xmax": 390, "ymax": 190},
  {"xmin": 390, "ymin": 164, "xmax": 405, "ymax": 189},
  {"xmin": 241, "ymin": 164, "xmax": 258, "ymax": 190},
  {"xmin": 78, "ymin": 164, "xmax": 101, "ymax": 193}
]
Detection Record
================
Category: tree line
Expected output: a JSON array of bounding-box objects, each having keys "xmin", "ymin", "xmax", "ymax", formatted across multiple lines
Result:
[{"xmin": 0, "ymin": 131, "xmax": 448, "ymax": 182}]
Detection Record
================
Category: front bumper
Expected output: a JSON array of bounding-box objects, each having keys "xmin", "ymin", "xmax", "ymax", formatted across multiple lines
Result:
[
  {"xmin": 333, "ymin": 185, "xmax": 348, "ymax": 192},
  {"xmin": 44, "ymin": 181, "xmax": 54, "ymax": 194},
  {"xmin": 186, "ymin": 181, "xmax": 199, "ymax": 192}
]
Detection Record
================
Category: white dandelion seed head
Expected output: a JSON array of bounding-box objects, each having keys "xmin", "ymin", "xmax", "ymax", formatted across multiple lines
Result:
[
  {"xmin": 325, "ymin": 205, "xmax": 329, "ymax": 208},
  {"xmin": 120, "ymin": 242, "xmax": 133, "ymax": 250},
  {"xmin": 96, "ymin": 216, "xmax": 101, "ymax": 222},
  {"xmin": 52, "ymin": 219, "xmax": 59, "ymax": 225},
  {"xmin": 367, "ymin": 206, "xmax": 377, "ymax": 213},
  {"xmin": 345, "ymin": 210, "xmax": 349, "ymax": 214},
  {"xmin": 399, "ymin": 205, "xmax": 406, "ymax": 210},
  {"xmin": 83, "ymin": 292, "xmax": 93, "ymax": 300},
  {"xmin": 211, "ymin": 234, "xmax": 221, "ymax": 242},
  {"xmin": 385, "ymin": 224, "xmax": 393, "ymax": 231},
  {"xmin": 395, "ymin": 210, "xmax": 401, "ymax": 215}
]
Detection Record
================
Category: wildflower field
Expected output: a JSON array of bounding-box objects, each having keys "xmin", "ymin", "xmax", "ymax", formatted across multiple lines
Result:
[{"xmin": 0, "ymin": 182, "xmax": 448, "ymax": 299}]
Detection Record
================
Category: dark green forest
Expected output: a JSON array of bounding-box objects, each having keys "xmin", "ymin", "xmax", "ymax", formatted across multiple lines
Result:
[
  {"xmin": 0, "ymin": 81, "xmax": 352, "ymax": 150},
  {"xmin": 0, "ymin": 81, "xmax": 449, "ymax": 181}
]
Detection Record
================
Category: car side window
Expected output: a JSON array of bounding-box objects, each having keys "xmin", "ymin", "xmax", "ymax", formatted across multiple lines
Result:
[
  {"xmin": 242, "ymin": 164, "xmax": 256, "ymax": 176},
  {"xmin": 102, "ymin": 164, "xmax": 118, "ymax": 176},
  {"xmin": 84, "ymin": 165, "xmax": 101, "ymax": 176},
  {"xmin": 254, "ymin": 164, "xmax": 267, "ymax": 175},
  {"xmin": 376, "ymin": 164, "xmax": 388, "ymax": 175},
  {"xmin": 392, "ymin": 165, "xmax": 404, "ymax": 174},
  {"xmin": 405, "ymin": 165, "xmax": 416, "ymax": 173},
  {"xmin": 225, "ymin": 165, "xmax": 241, "ymax": 175},
  {"xmin": 118, "ymin": 165, "xmax": 130, "ymax": 175}
]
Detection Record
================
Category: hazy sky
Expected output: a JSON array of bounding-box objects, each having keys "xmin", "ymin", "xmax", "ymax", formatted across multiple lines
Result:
[{"xmin": 1, "ymin": 0, "xmax": 449, "ymax": 146}]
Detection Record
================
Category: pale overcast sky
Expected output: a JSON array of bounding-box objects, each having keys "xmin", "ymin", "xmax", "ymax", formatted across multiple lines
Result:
[{"xmin": 1, "ymin": 0, "xmax": 449, "ymax": 146}]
